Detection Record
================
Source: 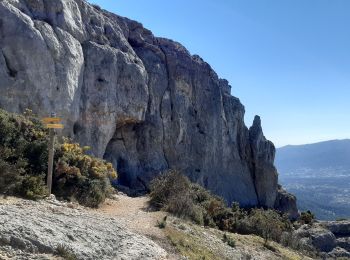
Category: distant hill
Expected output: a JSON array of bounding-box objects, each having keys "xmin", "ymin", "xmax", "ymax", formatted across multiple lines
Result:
[
  {"xmin": 276, "ymin": 139, "xmax": 350, "ymax": 220},
  {"xmin": 276, "ymin": 139, "xmax": 350, "ymax": 173}
]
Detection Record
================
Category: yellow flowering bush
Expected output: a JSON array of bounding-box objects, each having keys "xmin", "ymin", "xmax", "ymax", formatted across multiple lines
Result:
[
  {"xmin": 0, "ymin": 108, "xmax": 118, "ymax": 207},
  {"xmin": 54, "ymin": 141, "xmax": 117, "ymax": 207}
]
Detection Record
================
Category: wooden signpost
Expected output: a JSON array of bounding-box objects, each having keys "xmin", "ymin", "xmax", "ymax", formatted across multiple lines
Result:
[{"xmin": 42, "ymin": 114, "xmax": 64, "ymax": 195}]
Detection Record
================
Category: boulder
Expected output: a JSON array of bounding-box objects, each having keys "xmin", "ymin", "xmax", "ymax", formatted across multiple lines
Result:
[
  {"xmin": 310, "ymin": 229, "xmax": 337, "ymax": 252},
  {"xmin": 322, "ymin": 220, "xmax": 350, "ymax": 236},
  {"xmin": 327, "ymin": 246, "xmax": 350, "ymax": 258},
  {"xmin": 294, "ymin": 225, "xmax": 337, "ymax": 252},
  {"xmin": 336, "ymin": 237, "xmax": 350, "ymax": 251}
]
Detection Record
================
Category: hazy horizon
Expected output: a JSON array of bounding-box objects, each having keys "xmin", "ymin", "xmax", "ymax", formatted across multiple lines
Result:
[
  {"xmin": 276, "ymin": 138, "xmax": 350, "ymax": 149},
  {"xmin": 89, "ymin": 0, "xmax": 350, "ymax": 147}
]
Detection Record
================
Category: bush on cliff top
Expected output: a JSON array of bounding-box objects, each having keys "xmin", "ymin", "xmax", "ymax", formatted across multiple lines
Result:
[
  {"xmin": 150, "ymin": 169, "xmax": 292, "ymax": 244},
  {"xmin": 0, "ymin": 108, "xmax": 117, "ymax": 207},
  {"xmin": 299, "ymin": 210, "xmax": 315, "ymax": 225}
]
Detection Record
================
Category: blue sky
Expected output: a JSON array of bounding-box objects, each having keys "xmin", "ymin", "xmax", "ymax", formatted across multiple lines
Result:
[{"xmin": 88, "ymin": 0, "xmax": 350, "ymax": 147}]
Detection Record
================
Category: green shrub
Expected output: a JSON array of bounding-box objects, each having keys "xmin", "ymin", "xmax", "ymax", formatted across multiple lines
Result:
[
  {"xmin": 55, "ymin": 244, "xmax": 77, "ymax": 260},
  {"xmin": 150, "ymin": 170, "xmax": 209, "ymax": 225},
  {"xmin": 156, "ymin": 216, "xmax": 168, "ymax": 229},
  {"xmin": 223, "ymin": 233, "xmax": 236, "ymax": 247},
  {"xmin": 0, "ymin": 109, "xmax": 117, "ymax": 207},
  {"xmin": 247, "ymin": 209, "xmax": 291, "ymax": 245},
  {"xmin": 0, "ymin": 109, "xmax": 48, "ymax": 199},
  {"xmin": 0, "ymin": 159, "xmax": 22, "ymax": 196},
  {"xmin": 150, "ymin": 169, "xmax": 191, "ymax": 209},
  {"xmin": 77, "ymin": 179, "xmax": 112, "ymax": 208},
  {"xmin": 20, "ymin": 175, "xmax": 48, "ymax": 200},
  {"xmin": 53, "ymin": 141, "xmax": 117, "ymax": 207},
  {"xmin": 299, "ymin": 210, "xmax": 315, "ymax": 225},
  {"xmin": 150, "ymin": 170, "xmax": 195, "ymax": 218}
]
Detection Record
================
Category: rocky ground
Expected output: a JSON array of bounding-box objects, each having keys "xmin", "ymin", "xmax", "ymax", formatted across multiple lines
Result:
[
  {"xmin": 0, "ymin": 195, "xmax": 166, "ymax": 260},
  {"xmin": 0, "ymin": 194, "xmax": 318, "ymax": 260}
]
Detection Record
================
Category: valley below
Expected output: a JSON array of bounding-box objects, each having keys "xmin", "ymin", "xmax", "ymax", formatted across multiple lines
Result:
[
  {"xmin": 280, "ymin": 168, "xmax": 350, "ymax": 220},
  {"xmin": 276, "ymin": 140, "xmax": 350, "ymax": 221}
]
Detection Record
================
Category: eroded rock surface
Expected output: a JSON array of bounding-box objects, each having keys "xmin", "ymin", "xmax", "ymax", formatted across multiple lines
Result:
[
  {"xmin": 0, "ymin": 0, "xmax": 296, "ymax": 214},
  {"xmin": 0, "ymin": 196, "xmax": 167, "ymax": 259}
]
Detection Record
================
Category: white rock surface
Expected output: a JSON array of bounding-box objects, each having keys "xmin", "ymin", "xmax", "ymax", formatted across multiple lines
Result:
[{"xmin": 0, "ymin": 197, "xmax": 167, "ymax": 260}]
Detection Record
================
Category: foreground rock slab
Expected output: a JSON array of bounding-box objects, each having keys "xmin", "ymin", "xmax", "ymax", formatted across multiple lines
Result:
[{"xmin": 0, "ymin": 197, "xmax": 167, "ymax": 260}]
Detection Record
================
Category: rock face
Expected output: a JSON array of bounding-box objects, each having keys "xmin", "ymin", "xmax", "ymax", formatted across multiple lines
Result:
[{"xmin": 0, "ymin": 0, "xmax": 296, "ymax": 214}]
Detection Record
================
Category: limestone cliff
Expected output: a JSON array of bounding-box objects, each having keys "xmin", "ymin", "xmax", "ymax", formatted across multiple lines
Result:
[{"xmin": 0, "ymin": 0, "xmax": 297, "ymax": 217}]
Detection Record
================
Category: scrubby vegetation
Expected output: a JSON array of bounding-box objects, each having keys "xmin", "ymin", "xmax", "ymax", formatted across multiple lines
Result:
[
  {"xmin": 0, "ymin": 109, "xmax": 117, "ymax": 207},
  {"xmin": 165, "ymin": 226, "xmax": 218, "ymax": 259},
  {"xmin": 165, "ymin": 220, "xmax": 308, "ymax": 260},
  {"xmin": 55, "ymin": 244, "xmax": 77, "ymax": 260},
  {"xmin": 299, "ymin": 210, "xmax": 315, "ymax": 224},
  {"xmin": 54, "ymin": 142, "xmax": 117, "ymax": 207},
  {"xmin": 156, "ymin": 215, "xmax": 168, "ymax": 229},
  {"xmin": 150, "ymin": 170, "xmax": 293, "ymax": 245},
  {"xmin": 222, "ymin": 233, "xmax": 236, "ymax": 248},
  {"xmin": 0, "ymin": 109, "xmax": 49, "ymax": 199}
]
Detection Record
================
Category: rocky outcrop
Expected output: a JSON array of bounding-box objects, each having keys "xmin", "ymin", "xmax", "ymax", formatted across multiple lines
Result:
[
  {"xmin": 274, "ymin": 186, "xmax": 299, "ymax": 220},
  {"xmin": 249, "ymin": 115, "xmax": 278, "ymax": 208},
  {"xmin": 322, "ymin": 220, "xmax": 350, "ymax": 236},
  {"xmin": 294, "ymin": 221, "xmax": 350, "ymax": 258},
  {"xmin": 336, "ymin": 237, "xmax": 350, "ymax": 251},
  {"xmin": 0, "ymin": 0, "xmax": 296, "ymax": 214},
  {"xmin": 323, "ymin": 220, "xmax": 350, "ymax": 256}
]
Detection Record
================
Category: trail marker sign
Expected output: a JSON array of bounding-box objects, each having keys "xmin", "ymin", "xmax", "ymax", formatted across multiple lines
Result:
[
  {"xmin": 46, "ymin": 123, "xmax": 64, "ymax": 129},
  {"xmin": 42, "ymin": 117, "xmax": 64, "ymax": 129},
  {"xmin": 42, "ymin": 114, "xmax": 64, "ymax": 194},
  {"xmin": 42, "ymin": 117, "xmax": 62, "ymax": 124}
]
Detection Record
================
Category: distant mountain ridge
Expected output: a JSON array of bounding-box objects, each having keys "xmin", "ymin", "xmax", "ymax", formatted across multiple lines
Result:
[
  {"xmin": 276, "ymin": 139, "xmax": 350, "ymax": 173},
  {"xmin": 276, "ymin": 139, "xmax": 350, "ymax": 220}
]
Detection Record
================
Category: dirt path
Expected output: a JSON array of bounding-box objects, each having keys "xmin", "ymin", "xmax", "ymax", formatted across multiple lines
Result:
[{"xmin": 93, "ymin": 194, "xmax": 181, "ymax": 260}]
